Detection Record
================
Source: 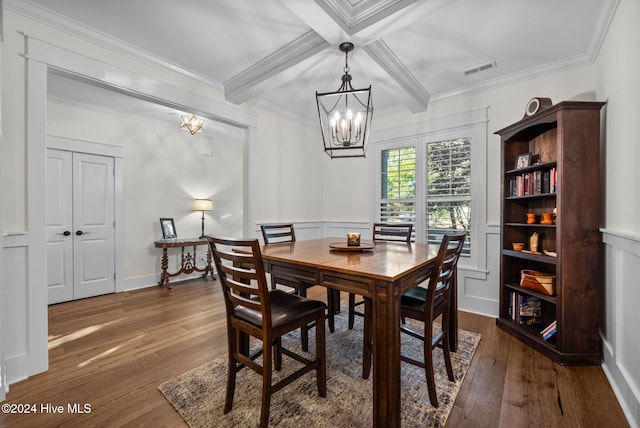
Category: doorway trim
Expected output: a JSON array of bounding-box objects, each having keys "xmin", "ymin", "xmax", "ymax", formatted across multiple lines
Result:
[
  {"xmin": 24, "ymin": 36, "xmax": 257, "ymax": 377},
  {"xmin": 47, "ymin": 136, "xmax": 124, "ymax": 295}
]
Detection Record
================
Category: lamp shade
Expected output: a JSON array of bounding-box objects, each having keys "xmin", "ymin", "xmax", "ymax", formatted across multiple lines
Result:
[{"xmin": 193, "ymin": 199, "xmax": 213, "ymax": 212}]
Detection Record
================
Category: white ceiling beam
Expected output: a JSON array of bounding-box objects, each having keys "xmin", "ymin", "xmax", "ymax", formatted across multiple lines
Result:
[
  {"xmin": 224, "ymin": 30, "xmax": 329, "ymax": 104},
  {"xmin": 279, "ymin": 0, "xmax": 350, "ymax": 45},
  {"xmin": 363, "ymin": 40, "xmax": 431, "ymax": 113}
]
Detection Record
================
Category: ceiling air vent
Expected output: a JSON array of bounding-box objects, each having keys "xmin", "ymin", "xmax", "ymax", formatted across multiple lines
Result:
[{"xmin": 464, "ymin": 61, "xmax": 497, "ymax": 76}]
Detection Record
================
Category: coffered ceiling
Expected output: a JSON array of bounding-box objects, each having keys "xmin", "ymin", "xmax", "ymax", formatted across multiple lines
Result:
[{"xmin": 7, "ymin": 0, "xmax": 618, "ymax": 126}]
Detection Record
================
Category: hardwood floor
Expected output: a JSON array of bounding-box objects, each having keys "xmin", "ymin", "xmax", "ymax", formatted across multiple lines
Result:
[{"xmin": 1, "ymin": 279, "xmax": 629, "ymax": 427}]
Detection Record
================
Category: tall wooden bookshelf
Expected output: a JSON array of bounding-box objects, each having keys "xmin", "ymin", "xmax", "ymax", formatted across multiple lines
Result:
[{"xmin": 495, "ymin": 101, "xmax": 605, "ymax": 365}]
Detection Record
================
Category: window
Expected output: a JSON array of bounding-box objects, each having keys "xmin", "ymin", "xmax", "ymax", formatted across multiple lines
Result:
[
  {"xmin": 380, "ymin": 147, "xmax": 416, "ymax": 224},
  {"xmin": 373, "ymin": 109, "xmax": 487, "ymax": 267},
  {"xmin": 426, "ymin": 138, "xmax": 471, "ymax": 255}
]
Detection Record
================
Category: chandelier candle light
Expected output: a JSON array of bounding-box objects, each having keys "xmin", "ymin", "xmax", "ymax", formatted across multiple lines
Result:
[{"xmin": 316, "ymin": 42, "xmax": 373, "ymax": 158}]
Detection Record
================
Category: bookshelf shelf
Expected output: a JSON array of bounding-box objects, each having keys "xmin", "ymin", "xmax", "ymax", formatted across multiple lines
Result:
[
  {"xmin": 504, "ymin": 282, "xmax": 557, "ymax": 303},
  {"xmin": 496, "ymin": 101, "xmax": 605, "ymax": 365},
  {"xmin": 502, "ymin": 249, "xmax": 557, "ymax": 265}
]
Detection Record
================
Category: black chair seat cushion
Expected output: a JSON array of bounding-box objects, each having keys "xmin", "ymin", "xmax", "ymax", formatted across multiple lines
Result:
[
  {"xmin": 401, "ymin": 286, "xmax": 444, "ymax": 310},
  {"xmin": 235, "ymin": 289, "xmax": 326, "ymax": 329}
]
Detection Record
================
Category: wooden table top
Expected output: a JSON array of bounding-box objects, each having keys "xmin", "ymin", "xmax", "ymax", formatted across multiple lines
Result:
[{"xmin": 260, "ymin": 237, "xmax": 440, "ymax": 282}]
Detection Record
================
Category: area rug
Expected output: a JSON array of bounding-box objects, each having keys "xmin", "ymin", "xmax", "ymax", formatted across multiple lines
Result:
[{"xmin": 159, "ymin": 307, "xmax": 481, "ymax": 427}]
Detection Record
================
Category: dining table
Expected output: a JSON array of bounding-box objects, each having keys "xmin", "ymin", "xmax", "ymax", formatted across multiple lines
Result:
[{"xmin": 259, "ymin": 237, "xmax": 458, "ymax": 428}]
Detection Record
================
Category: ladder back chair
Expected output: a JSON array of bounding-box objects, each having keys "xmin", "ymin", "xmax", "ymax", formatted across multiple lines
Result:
[
  {"xmin": 348, "ymin": 223, "xmax": 413, "ymax": 330},
  {"xmin": 261, "ymin": 224, "xmax": 338, "ymax": 351},
  {"xmin": 207, "ymin": 236, "xmax": 327, "ymax": 427},
  {"xmin": 399, "ymin": 231, "xmax": 467, "ymax": 407}
]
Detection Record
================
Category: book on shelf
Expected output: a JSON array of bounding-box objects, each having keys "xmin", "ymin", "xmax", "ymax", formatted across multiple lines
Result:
[
  {"xmin": 541, "ymin": 320, "xmax": 557, "ymax": 341},
  {"xmin": 542, "ymin": 170, "xmax": 550, "ymax": 193},
  {"xmin": 518, "ymin": 295, "xmax": 542, "ymax": 327},
  {"xmin": 509, "ymin": 167, "xmax": 556, "ymax": 197}
]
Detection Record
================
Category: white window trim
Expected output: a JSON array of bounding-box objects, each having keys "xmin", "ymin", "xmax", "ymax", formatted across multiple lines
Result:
[{"xmin": 370, "ymin": 109, "xmax": 488, "ymax": 270}]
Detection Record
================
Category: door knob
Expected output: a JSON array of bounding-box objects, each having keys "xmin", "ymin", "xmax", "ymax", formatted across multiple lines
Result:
[
  {"xmin": 75, "ymin": 230, "xmax": 86, "ymax": 236},
  {"xmin": 57, "ymin": 231, "xmax": 71, "ymax": 236}
]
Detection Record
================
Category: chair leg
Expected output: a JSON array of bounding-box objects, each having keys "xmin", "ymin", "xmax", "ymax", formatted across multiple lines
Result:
[
  {"xmin": 362, "ymin": 297, "xmax": 372, "ymax": 379},
  {"xmin": 440, "ymin": 317, "xmax": 455, "ymax": 382},
  {"xmin": 424, "ymin": 336, "xmax": 439, "ymax": 408},
  {"xmin": 315, "ymin": 311, "xmax": 327, "ymax": 397},
  {"xmin": 261, "ymin": 341, "xmax": 273, "ymax": 428},
  {"xmin": 348, "ymin": 293, "xmax": 356, "ymax": 329},
  {"xmin": 299, "ymin": 288, "xmax": 310, "ymax": 351},
  {"xmin": 274, "ymin": 337, "xmax": 282, "ymax": 371},
  {"xmin": 442, "ymin": 338, "xmax": 455, "ymax": 382},
  {"xmin": 224, "ymin": 328, "xmax": 237, "ymax": 414}
]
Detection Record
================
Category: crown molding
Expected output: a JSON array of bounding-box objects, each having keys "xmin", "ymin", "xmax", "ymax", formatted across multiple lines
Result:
[
  {"xmin": 5, "ymin": 0, "xmax": 223, "ymax": 90},
  {"xmin": 431, "ymin": 52, "xmax": 596, "ymax": 104},
  {"xmin": 585, "ymin": 0, "xmax": 620, "ymax": 63}
]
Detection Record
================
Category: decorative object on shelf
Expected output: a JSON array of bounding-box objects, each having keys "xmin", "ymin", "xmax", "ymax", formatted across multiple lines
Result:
[
  {"xmin": 316, "ymin": 42, "xmax": 373, "ymax": 159},
  {"xmin": 193, "ymin": 199, "xmax": 213, "ymax": 239},
  {"xmin": 515, "ymin": 152, "xmax": 532, "ymax": 169},
  {"xmin": 524, "ymin": 97, "xmax": 553, "ymax": 117},
  {"xmin": 540, "ymin": 212, "xmax": 554, "ymax": 225},
  {"xmin": 347, "ymin": 232, "xmax": 361, "ymax": 246},
  {"xmin": 526, "ymin": 213, "xmax": 536, "ymax": 224},
  {"xmin": 160, "ymin": 217, "xmax": 177, "ymax": 239},
  {"xmin": 529, "ymin": 232, "xmax": 539, "ymax": 253},
  {"xmin": 520, "ymin": 269, "xmax": 556, "ymax": 296},
  {"xmin": 512, "ymin": 242, "xmax": 525, "ymax": 251},
  {"xmin": 180, "ymin": 114, "xmax": 205, "ymax": 135}
]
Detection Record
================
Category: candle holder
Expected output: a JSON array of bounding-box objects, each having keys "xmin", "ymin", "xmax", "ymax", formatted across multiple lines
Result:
[{"xmin": 347, "ymin": 233, "xmax": 361, "ymax": 246}]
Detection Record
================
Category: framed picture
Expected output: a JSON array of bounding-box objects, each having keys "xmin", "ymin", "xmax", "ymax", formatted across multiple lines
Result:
[
  {"xmin": 160, "ymin": 218, "xmax": 177, "ymax": 239},
  {"xmin": 515, "ymin": 152, "xmax": 532, "ymax": 169}
]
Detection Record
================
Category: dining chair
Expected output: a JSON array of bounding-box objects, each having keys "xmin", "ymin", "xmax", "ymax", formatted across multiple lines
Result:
[
  {"xmin": 348, "ymin": 223, "xmax": 413, "ymax": 330},
  {"xmin": 207, "ymin": 236, "xmax": 327, "ymax": 427},
  {"xmin": 399, "ymin": 231, "xmax": 467, "ymax": 407},
  {"xmin": 261, "ymin": 224, "xmax": 338, "ymax": 352}
]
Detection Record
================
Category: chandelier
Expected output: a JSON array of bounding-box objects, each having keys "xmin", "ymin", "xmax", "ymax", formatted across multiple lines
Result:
[
  {"xmin": 180, "ymin": 114, "xmax": 205, "ymax": 135},
  {"xmin": 316, "ymin": 42, "xmax": 373, "ymax": 159}
]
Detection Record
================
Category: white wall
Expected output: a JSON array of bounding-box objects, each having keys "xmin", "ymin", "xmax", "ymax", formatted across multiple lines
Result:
[
  {"xmin": 246, "ymin": 105, "xmax": 325, "ymax": 224},
  {"xmin": 47, "ymin": 100, "xmax": 244, "ymax": 283},
  {"xmin": 594, "ymin": 0, "xmax": 640, "ymax": 426},
  {"xmin": 1, "ymin": 1, "xmax": 639, "ymax": 425}
]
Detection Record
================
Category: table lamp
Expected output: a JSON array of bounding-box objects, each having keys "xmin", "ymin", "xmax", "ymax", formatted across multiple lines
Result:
[{"xmin": 194, "ymin": 199, "xmax": 213, "ymax": 239}]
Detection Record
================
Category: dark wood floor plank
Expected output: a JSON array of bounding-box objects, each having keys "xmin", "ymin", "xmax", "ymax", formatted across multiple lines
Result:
[{"xmin": 0, "ymin": 278, "xmax": 629, "ymax": 428}]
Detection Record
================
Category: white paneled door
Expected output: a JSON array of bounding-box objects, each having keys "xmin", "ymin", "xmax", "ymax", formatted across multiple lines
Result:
[{"xmin": 46, "ymin": 149, "xmax": 115, "ymax": 304}]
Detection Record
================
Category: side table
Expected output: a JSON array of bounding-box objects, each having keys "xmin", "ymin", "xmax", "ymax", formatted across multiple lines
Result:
[{"xmin": 154, "ymin": 238, "xmax": 216, "ymax": 289}]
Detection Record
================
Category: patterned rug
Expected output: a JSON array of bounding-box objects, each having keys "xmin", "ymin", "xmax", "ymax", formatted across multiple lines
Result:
[{"xmin": 159, "ymin": 307, "xmax": 481, "ymax": 427}]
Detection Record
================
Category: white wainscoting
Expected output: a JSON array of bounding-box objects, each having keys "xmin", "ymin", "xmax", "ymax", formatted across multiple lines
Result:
[
  {"xmin": 2, "ymin": 234, "xmax": 33, "ymax": 386},
  {"xmin": 602, "ymin": 229, "xmax": 640, "ymax": 428}
]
